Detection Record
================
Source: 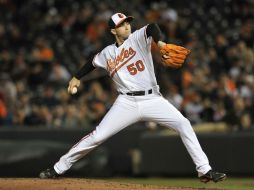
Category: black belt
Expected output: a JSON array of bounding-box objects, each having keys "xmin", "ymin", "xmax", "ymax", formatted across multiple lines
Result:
[{"xmin": 120, "ymin": 89, "xmax": 152, "ymax": 96}]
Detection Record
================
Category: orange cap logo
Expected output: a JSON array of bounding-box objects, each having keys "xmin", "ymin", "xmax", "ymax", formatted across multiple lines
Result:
[{"xmin": 118, "ymin": 13, "xmax": 124, "ymax": 18}]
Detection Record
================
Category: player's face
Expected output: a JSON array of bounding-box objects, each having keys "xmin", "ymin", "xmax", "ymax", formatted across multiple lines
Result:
[{"xmin": 114, "ymin": 21, "xmax": 131, "ymax": 40}]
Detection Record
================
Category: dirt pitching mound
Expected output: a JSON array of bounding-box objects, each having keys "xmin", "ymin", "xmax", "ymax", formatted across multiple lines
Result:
[{"xmin": 0, "ymin": 178, "xmax": 217, "ymax": 190}]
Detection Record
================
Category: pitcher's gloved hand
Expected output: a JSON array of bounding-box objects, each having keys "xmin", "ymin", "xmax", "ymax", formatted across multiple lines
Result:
[{"xmin": 159, "ymin": 43, "xmax": 190, "ymax": 68}]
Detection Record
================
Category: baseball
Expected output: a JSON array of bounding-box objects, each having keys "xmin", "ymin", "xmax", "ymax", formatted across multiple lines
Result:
[{"xmin": 71, "ymin": 87, "xmax": 77, "ymax": 94}]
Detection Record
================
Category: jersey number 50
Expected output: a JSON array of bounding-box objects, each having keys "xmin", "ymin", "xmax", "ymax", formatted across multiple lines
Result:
[{"xmin": 127, "ymin": 60, "xmax": 145, "ymax": 75}]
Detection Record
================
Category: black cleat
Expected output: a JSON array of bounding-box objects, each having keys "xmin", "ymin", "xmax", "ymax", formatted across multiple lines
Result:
[
  {"xmin": 200, "ymin": 170, "xmax": 227, "ymax": 183},
  {"xmin": 39, "ymin": 168, "xmax": 60, "ymax": 179}
]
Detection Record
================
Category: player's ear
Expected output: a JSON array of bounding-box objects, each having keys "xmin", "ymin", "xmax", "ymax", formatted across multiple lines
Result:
[{"xmin": 111, "ymin": 29, "xmax": 116, "ymax": 35}]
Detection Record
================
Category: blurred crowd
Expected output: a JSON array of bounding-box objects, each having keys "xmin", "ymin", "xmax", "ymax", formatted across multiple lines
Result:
[{"xmin": 0, "ymin": 0, "xmax": 254, "ymax": 132}]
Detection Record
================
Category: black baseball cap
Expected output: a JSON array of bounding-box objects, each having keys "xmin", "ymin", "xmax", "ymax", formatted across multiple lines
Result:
[{"xmin": 108, "ymin": 13, "xmax": 134, "ymax": 29}]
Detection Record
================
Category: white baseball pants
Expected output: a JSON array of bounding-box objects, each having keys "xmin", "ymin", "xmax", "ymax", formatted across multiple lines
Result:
[{"xmin": 54, "ymin": 93, "xmax": 211, "ymax": 176}]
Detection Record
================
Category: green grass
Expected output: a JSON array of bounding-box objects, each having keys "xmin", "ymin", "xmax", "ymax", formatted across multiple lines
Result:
[{"xmin": 111, "ymin": 177, "xmax": 254, "ymax": 190}]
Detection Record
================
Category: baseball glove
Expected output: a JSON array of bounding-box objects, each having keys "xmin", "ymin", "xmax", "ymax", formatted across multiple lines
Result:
[{"xmin": 160, "ymin": 44, "xmax": 190, "ymax": 68}]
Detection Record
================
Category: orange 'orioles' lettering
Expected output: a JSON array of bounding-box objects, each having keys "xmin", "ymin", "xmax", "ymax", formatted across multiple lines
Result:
[{"xmin": 107, "ymin": 47, "xmax": 136, "ymax": 77}]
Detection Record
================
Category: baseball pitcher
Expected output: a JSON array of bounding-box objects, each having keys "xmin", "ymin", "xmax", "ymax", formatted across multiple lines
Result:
[{"xmin": 40, "ymin": 13, "xmax": 226, "ymax": 183}]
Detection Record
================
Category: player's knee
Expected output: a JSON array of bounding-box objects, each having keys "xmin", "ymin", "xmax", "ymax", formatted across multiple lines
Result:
[
  {"xmin": 91, "ymin": 134, "xmax": 104, "ymax": 145},
  {"xmin": 176, "ymin": 117, "xmax": 193, "ymax": 133},
  {"xmin": 90, "ymin": 127, "xmax": 107, "ymax": 145}
]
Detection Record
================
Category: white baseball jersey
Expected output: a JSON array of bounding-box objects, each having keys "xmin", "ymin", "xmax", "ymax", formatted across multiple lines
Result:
[{"xmin": 92, "ymin": 26, "xmax": 158, "ymax": 93}]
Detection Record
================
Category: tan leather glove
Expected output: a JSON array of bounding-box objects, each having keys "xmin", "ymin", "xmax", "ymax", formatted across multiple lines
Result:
[{"xmin": 158, "ymin": 42, "xmax": 190, "ymax": 68}]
